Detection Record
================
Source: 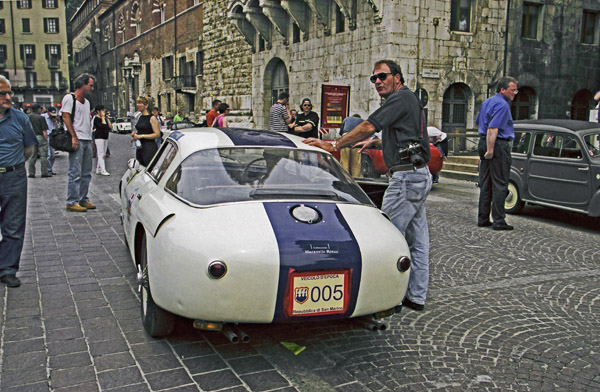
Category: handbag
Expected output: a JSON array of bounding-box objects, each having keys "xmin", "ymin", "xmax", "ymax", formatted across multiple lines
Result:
[{"xmin": 49, "ymin": 94, "xmax": 77, "ymax": 153}]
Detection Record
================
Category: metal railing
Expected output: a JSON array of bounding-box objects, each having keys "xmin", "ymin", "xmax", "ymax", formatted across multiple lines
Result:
[{"xmin": 445, "ymin": 128, "xmax": 480, "ymax": 155}]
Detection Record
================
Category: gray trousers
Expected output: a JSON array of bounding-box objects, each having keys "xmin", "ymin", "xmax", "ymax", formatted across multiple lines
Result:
[{"xmin": 27, "ymin": 135, "xmax": 49, "ymax": 176}]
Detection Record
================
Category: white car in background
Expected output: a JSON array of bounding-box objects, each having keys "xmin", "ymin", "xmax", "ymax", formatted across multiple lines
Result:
[
  {"xmin": 112, "ymin": 118, "xmax": 132, "ymax": 134},
  {"xmin": 119, "ymin": 127, "xmax": 412, "ymax": 337}
]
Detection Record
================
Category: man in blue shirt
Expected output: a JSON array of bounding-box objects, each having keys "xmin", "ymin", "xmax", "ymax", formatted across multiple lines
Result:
[
  {"xmin": 475, "ymin": 76, "xmax": 518, "ymax": 231},
  {"xmin": 0, "ymin": 75, "xmax": 38, "ymax": 287}
]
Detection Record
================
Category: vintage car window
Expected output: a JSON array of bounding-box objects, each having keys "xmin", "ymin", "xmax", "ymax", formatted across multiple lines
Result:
[
  {"xmin": 148, "ymin": 141, "xmax": 178, "ymax": 182},
  {"xmin": 165, "ymin": 147, "xmax": 373, "ymax": 206},
  {"xmin": 584, "ymin": 132, "xmax": 600, "ymax": 157},
  {"xmin": 512, "ymin": 131, "xmax": 531, "ymax": 154},
  {"xmin": 533, "ymin": 133, "xmax": 582, "ymax": 159}
]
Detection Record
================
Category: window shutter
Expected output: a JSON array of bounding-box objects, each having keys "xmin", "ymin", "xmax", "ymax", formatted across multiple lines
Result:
[
  {"xmin": 20, "ymin": 45, "xmax": 24, "ymax": 60},
  {"xmin": 57, "ymin": 44, "xmax": 61, "ymax": 59},
  {"xmin": 42, "ymin": 0, "xmax": 46, "ymax": 8},
  {"xmin": 32, "ymin": 45, "xmax": 36, "ymax": 60},
  {"xmin": 45, "ymin": 44, "xmax": 49, "ymax": 60}
]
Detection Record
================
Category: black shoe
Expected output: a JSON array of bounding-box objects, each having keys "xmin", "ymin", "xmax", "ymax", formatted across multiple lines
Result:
[
  {"xmin": 50, "ymin": 172, "xmax": 56, "ymax": 175},
  {"xmin": 28, "ymin": 174, "xmax": 35, "ymax": 178},
  {"xmin": 41, "ymin": 174, "xmax": 51, "ymax": 178},
  {"xmin": 402, "ymin": 297, "xmax": 424, "ymax": 311},
  {"xmin": 477, "ymin": 221, "xmax": 493, "ymax": 227},
  {"xmin": 493, "ymin": 222, "xmax": 514, "ymax": 231},
  {"xmin": 1, "ymin": 274, "xmax": 21, "ymax": 288}
]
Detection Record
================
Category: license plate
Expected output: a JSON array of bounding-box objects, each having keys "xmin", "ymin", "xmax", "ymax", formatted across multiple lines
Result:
[{"xmin": 284, "ymin": 269, "xmax": 351, "ymax": 318}]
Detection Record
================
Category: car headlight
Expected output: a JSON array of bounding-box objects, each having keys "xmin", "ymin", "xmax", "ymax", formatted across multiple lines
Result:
[{"xmin": 397, "ymin": 256, "xmax": 410, "ymax": 272}]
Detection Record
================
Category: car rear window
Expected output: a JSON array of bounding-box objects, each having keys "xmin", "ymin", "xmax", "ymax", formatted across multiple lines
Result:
[{"xmin": 165, "ymin": 147, "xmax": 373, "ymax": 206}]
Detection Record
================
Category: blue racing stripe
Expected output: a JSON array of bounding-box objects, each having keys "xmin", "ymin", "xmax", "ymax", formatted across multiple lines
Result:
[
  {"xmin": 263, "ymin": 202, "xmax": 362, "ymax": 322},
  {"xmin": 220, "ymin": 128, "xmax": 297, "ymax": 148}
]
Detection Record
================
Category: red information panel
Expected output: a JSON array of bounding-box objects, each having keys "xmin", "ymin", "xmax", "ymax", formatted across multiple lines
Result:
[
  {"xmin": 284, "ymin": 269, "xmax": 351, "ymax": 318},
  {"xmin": 320, "ymin": 85, "xmax": 350, "ymax": 129}
]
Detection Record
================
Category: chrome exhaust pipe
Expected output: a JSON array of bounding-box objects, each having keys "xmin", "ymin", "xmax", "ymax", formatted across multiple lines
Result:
[
  {"xmin": 231, "ymin": 325, "xmax": 250, "ymax": 343},
  {"xmin": 221, "ymin": 325, "xmax": 240, "ymax": 344}
]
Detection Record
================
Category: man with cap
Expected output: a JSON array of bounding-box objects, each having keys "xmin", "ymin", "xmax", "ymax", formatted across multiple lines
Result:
[
  {"xmin": 42, "ymin": 106, "xmax": 58, "ymax": 175},
  {"xmin": 290, "ymin": 98, "xmax": 320, "ymax": 139},
  {"xmin": 26, "ymin": 104, "xmax": 50, "ymax": 178}
]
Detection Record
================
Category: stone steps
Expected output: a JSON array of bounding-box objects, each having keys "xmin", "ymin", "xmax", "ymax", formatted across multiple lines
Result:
[{"xmin": 441, "ymin": 155, "xmax": 479, "ymax": 182}]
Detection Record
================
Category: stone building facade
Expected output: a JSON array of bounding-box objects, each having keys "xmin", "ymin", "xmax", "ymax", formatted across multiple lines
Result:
[
  {"xmin": 71, "ymin": 0, "xmax": 115, "ymax": 107},
  {"xmin": 226, "ymin": 0, "xmax": 600, "ymax": 135},
  {"xmin": 97, "ymin": 0, "xmax": 203, "ymax": 119},
  {"xmin": 0, "ymin": 0, "xmax": 70, "ymax": 107}
]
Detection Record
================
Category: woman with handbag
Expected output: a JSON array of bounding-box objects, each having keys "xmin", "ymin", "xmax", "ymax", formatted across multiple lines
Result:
[
  {"xmin": 131, "ymin": 97, "xmax": 161, "ymax": 166},
  {"xmin": 92, "ymin": 105, "xmax": 112, "ymax": 175}
]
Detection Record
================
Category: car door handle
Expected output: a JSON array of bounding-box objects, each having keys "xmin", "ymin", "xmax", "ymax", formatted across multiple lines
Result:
[{"xmin": 578, "ymin": 167, "xmax": 589, "ymax": 171}]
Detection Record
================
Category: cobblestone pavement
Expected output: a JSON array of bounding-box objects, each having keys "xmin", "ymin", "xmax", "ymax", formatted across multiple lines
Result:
[{"xmin": 1, "ymin": 134, "xmax": 599, "ymax": 391}]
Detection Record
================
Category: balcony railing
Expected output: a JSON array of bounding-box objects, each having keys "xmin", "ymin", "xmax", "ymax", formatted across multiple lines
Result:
[{"xmin": 172, "ymin": 75, "xmax": 196, "ymax": 90}]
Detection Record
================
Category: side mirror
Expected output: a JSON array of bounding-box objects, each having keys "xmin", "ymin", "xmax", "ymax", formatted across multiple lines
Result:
[{"xmin": 127, "ymin": 158, "xmax": 141, "ymax": 172}]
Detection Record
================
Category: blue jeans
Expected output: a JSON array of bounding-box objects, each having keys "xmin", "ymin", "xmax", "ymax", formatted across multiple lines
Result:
[
  {"xmin": 381, "ymin": 166, "xmax": 432, "ymax": 305},
  {"xmin": 0, "ymin": 165, "xmax": 27, "ymax": 277},
  {"xmin": 67, "ymin": 139, "xmax": 93, "ymax": 206}
]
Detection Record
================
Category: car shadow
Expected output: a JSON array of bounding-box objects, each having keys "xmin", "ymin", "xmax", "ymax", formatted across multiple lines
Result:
[{"xmin": 517, "ymin": 204, "xmax": 600, "ymax": 233}]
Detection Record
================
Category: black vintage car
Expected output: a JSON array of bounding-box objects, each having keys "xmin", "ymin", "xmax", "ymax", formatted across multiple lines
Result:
[{"xmin": 506, "ymin": 120, "xmax": 600, "ymax": 217}]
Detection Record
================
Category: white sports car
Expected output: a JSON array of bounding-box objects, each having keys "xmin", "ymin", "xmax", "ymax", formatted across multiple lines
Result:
[{"xmin": 120, "ymin": 127, "xmax": 412, "ymax": 337}]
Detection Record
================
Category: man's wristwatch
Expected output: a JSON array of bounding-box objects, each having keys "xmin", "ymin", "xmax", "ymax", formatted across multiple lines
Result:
[{"xmin": 332, "ymin": 141, "xmax": 338, "ymax": 151}]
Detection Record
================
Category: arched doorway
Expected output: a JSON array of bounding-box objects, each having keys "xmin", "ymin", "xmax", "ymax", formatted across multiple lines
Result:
[
  {"xmin": 271, "ymin": 60, "xmax": 288, "ymax": 105},
  {"xmin": 261, "ymin": 58, "xmax": 289, "ymax": 129},
  {"xmin": 511, "ymin": 86, "xmax": 537, "ymax": 120},
  {"xmin": 570, "ymin": 89, "xmax": 593, "ymax": 120},
  {"xmin": 442, "ymin": 83, "xmax": 470, "ymax": 151}
]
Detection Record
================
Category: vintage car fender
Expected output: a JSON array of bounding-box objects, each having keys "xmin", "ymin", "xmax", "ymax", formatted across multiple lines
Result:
[
  {"xmin": 136, "ymin": 191, "xmax": 175, "ymax": 238},
  {"xmin": 587, "ymin": 190, "xmax": 600, "ymax": 217},
  {"xmin": 144, "ymin": 201, "xmax": 409, "ymax": 323},
  {"xmin": 509, "ymin": 167, "xmax": 526, "ymax": 195}
]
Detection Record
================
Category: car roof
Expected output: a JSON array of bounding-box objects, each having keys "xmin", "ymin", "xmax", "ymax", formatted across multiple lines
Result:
[
  {"xmin": 166, "ymin": 127, "xmax": 328, "ymax": 158},
  {"xmin": 515, "ymin": 119, "xmax": 600, "ymax": 134}
]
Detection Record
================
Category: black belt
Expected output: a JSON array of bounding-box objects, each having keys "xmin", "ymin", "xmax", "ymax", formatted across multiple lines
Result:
[
  {"xmin": 0, "ymin": 162, "xmax": 24, "ymax": 174},
  {"xmin": 388, "ymin": 163, "xmax": 426, "ymax": 174},
  {"xmin": 480, "ymin": 135, "xmax": 510, "ymax": 141}
]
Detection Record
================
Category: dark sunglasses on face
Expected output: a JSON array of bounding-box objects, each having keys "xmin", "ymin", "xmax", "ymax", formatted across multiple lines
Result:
[
  {"xmin": 0, "ymin": 90, "xmax": 14, "ymax": 97},
  {"xmin": 369, "ymin": 72, "xmax": 393, "ymax": 83}
]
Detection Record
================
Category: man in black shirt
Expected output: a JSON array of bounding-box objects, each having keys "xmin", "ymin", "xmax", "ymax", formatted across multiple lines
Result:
[
  {"xmin": 304, "ymin": 60, "xmax": 432, "ymax": 312},
  {"xmin": 290, "ymin": 98, "xmax": 319, "ymax": 138},
  {"xmin": 26, "ymin": 104, "xmax": 50, "ymax": 178}
]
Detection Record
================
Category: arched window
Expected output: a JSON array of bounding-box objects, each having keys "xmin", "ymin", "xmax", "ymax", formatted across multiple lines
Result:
[
  {"xmin": 271, "ymin": 61, "xmax": 288, "ymax": 105},
  {"xmin": 570, "ymin": 89, "xmax": 593, "ymax": 121},
  {"xmin": 511, "ymin": 86, "xmax": 536, "ymax": 120}
]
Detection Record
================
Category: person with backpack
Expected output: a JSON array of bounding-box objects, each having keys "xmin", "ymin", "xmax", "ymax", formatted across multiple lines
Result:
[{"xmin": 60, "ymin": 73, "xmax": 96, "ymax": 212}]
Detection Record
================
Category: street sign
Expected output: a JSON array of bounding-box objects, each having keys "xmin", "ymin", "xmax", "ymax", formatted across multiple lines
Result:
[{"xmin": 415, "ymin": 88, "xmax": 428, "ymax": 107}]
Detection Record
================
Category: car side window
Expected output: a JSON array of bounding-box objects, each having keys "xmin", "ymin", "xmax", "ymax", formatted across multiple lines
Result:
[
  {"xmin": 148, "ymin": 141, "xmax": 178, "ymax": 182},
  {"xmin": 584, "ymin": 133, "xmax": 600, "ymax": 157},
  {"xmin": 533, "ymin": 133, "xmax": 582, "ymax": 159},
  {"xmin": 511, "ymin": 131, "xmax": 531, "ymax": 154}
]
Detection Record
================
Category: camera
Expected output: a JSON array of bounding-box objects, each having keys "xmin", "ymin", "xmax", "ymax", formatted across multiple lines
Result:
[{"xmin": 398, "ymin": 143, "xmax": 425, "ymax": 168}]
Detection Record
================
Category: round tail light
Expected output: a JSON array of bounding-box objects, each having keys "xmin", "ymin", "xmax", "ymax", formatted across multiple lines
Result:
[
  {"xmin": 397, "ymin": 256, "xmax": 411, "ymax": 272},
  {"xmin": 208, "ymin": 261, "xmax": 227, "ymax": 279}
]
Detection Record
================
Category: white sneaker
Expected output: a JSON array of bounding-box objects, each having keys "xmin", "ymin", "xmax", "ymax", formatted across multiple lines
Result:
[
  {"xmin": 96, "ymin": 169, "xmax": 101, "ymax": 174},
  {"xmin": 100, "ymin": 171, "xmax": 110, "ymax": 176}
]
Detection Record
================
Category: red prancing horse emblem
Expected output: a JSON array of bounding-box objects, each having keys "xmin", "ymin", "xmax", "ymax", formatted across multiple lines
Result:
[{"xmin": 294, "ymin": 287, "xmax": 309, "ymax": 304}]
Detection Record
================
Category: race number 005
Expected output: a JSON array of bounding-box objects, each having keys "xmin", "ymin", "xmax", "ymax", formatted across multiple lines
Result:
[{"xmin": 310, "ymin": 284, "xmax": 343, "ymax": 302}]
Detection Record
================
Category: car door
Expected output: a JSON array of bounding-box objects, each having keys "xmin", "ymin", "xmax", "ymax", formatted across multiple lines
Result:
[
  {"xmin": 527, "ymin": 131, "xmax": 591, "ymax": 208},
  {"xmin": 123, "ymin": 141, "xmax": 179, "ymax": 238}
]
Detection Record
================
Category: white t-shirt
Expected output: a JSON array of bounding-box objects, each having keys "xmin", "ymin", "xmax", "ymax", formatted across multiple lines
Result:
[{"xmin": 59, "ymin": 94, "xmax": 92, "ymax": 140}]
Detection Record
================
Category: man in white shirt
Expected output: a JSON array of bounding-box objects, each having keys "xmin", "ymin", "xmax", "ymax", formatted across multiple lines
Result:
[{"xmin": 60, "ymin": 73, "xmax": 96, "ymax": 212}]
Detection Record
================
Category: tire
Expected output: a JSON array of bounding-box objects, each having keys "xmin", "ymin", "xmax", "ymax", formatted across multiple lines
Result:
[
  {"xmin": 360, "ymin": 155, "xmax": 376, "ymax": 178},
  {"xmin": 505, "ymin": 182, "xmax": 524, "ymax": 214},
  {"xmin": 139, "ymin": 234, "xmax": 176, "ymax": 337}
]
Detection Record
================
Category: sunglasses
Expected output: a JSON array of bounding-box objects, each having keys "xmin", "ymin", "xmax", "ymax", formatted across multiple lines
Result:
[
  {"xmin": 0, "ymin": 90, "xmax": 14, "ymax": 97},
  {"xmin": 302, "ymin": 104, "xmax": 311, "ymax": 107},
  {"xmin": 369, "ymin": 72, "xmax": 392, "ymax": 83}
]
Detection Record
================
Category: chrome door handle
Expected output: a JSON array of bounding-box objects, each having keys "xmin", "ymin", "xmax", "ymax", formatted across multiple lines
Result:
[{"xmin": 578, "ymin": 167, "xmax": 589, "ymax": 171}]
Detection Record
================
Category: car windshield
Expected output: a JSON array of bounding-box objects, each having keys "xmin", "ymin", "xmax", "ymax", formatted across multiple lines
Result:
[
  {"xmin": 584, "ymin": 132, "xmax": 600, "ymax": 157},
  {"xmin": 165, "ymin": 147, "xmax": 373, "ymax": 206}
]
